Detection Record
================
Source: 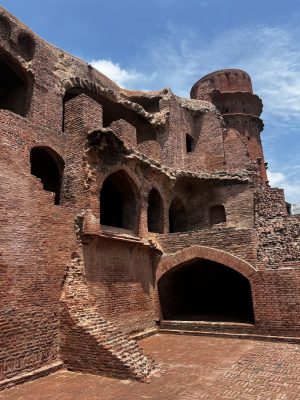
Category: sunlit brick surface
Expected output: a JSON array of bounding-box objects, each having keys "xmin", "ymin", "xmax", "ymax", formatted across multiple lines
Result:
[{"xmin": 1, "ymin": 334, "xmax": 300, "ymax": 400}]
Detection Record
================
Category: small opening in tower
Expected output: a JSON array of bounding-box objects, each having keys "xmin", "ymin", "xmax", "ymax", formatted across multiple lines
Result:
[{"xmin": 186, "ymin": 134, "xmax": 194, "ymax": 153}]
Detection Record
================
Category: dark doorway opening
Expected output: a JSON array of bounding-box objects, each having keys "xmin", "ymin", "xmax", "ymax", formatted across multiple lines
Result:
[
  {"xmin": 0, "ymin": 56, "xmax": 29, "ymax": 116},
  {"xmin": 100, "ymin": 170, "xmax": 138, "ymax": 231},
  {"xmin": 169, "ymin": 197, "xmax": 187, "ymax": 233},
  {"xmin": 30, "ymin": 147, "xmax": 64, "ymax": 205},
  {"xmin": 158, "ymin": 259, "xmax": 254, "ymax": 324},
  {"xmin": 147, "ymin": 188, "xmax": 164, "ymax": 233}
]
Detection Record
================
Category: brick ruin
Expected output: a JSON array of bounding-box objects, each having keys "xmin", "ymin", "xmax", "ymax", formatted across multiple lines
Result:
[{"xmin": 0, "ymin": 7, "xmax": 299, "ymax": 389}]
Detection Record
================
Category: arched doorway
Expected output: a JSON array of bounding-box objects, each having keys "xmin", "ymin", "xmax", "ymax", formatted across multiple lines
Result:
[
  {"xmin": 100, "ymin": 170, "xmax": 139, "ymax": 232},
  {"xmin": 169, "ymin": 197, "xmax": 187, "ymax": 233},
  {"xmin": 30, "ymin": 147, "xmax": 64, "ymax": 205},
  {"xmin": 158, "ymin": 259, "xmax": 254, "ymax": 323},
  {"xmin": 147, "ymin": 188, "xmax": 164, "ymax": 233}
]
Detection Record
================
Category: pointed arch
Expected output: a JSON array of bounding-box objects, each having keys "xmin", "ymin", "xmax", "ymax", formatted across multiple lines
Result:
[
  {"xmin": 157, "ymin": 246, "xmax": 257, "ymax": 324},
  {"xmin": 100, "ymin": 170, "xmax": 140, "ymax": 232},
  {"xmin": 158, "ymin": 259, "xmax": 255, "ymax": 323},
  {"xmin": 157, "ymin": 245, "xmax": 257, "ymax": 281}
]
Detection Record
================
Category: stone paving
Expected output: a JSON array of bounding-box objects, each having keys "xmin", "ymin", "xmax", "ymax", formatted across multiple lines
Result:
[{"xmin": 1, "ymin": 333, "xmax": 300, "ymax": 400}]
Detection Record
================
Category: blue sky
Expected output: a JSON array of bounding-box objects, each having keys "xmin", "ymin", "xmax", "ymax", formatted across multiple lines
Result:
[{"xmin": 2, "ymin": 0, "xmax": 300, "ymax": 203}]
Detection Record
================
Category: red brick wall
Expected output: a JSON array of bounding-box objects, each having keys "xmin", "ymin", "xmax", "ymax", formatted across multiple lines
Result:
[
  {"xmin": 83, "ymin": 238, "xmax": 157, "ymax": 333},
  {"xmin": 0, "ymin": 114, "xmax": 76, "ymax": 381}
]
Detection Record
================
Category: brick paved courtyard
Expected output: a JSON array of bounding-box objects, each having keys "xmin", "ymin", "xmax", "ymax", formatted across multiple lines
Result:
[{"xmin": 1, "ymin": 334, "xmax": 300, "ymax": 400}]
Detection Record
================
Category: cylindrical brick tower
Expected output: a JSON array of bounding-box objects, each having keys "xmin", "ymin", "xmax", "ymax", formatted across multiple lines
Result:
[{"xmin": 190, "ymin": 69, "xmax": 268, "ymax": 184}]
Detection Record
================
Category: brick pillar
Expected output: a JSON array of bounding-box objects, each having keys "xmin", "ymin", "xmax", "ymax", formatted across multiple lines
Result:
[{"xmin": 61, "ymin": 94, "xmax": 103, "ymax": 207}]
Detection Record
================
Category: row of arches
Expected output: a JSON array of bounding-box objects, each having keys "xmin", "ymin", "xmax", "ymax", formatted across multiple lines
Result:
[
  {"xmin": 29, "ymin": 147, "xmax": 255, "ymax": 325},
  {"xmin": 28, "ymin": 147, "xmax": 227, "ymax": 232},
  {"xmin": 100, "ymin": 170, "xmax": 227, "ymax": 233}
]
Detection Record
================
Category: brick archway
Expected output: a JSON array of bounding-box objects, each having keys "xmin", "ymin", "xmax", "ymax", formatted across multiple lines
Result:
[
  {"xmin": 157, "ymin": 246, "xmax": 258, "ymax": 324},
  {"xmin": 157, "ymin": 245, "xmax": 257, "ymax": 282}
]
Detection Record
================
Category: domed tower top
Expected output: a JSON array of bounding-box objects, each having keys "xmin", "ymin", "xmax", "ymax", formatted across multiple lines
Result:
[
  {"xmin": 190, "ymin": 69, "xmax": 268, "ymax": 185},
  {"xmin": 190, "ymin": 69, "xmax": 253, "ymax": 100}
]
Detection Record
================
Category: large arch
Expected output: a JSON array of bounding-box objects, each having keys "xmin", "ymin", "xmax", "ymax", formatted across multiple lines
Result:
[
  {"xmin": 100, "ymin": 170, "xmax": 140, "ymax": 232},
  {"xmin": 157, "ymin": 246, "xmax": 257, "ymax": 324},
  {"xmin": 157, "ymin": 245, "xmax": 257, "ymax": 280},
  {"xmin": 158, "ymin": 259, "xmax": 255, "ymax": 323},
  {"xmin": 30, "ymin": 146, "xmax": 65, "ymax": 205}
]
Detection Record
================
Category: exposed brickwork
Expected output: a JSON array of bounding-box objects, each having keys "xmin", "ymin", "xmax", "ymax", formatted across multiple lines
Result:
[
  {"xmin": 0, "ymin": 6, "xmax": 299, "ymax": 392},
  {"xmin": 255, "ymin": 188, "xmax": 300, "ymax": 266}
]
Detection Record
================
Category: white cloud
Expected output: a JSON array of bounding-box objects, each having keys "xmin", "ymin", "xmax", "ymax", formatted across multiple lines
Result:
[
  {"xmin": 89, "ymin": 25, "xmax": 300, "ymax": 203},
  {"xmin": 268, "ymin": 170, "xmax": 300, "ymax": 203},
  {"xmin": 90, "ymin": 59, "xmax": 147, "ymax": 88},
  {"xmin": 268, "ymin": 171, "xmax": 285, "ymax": 186}
]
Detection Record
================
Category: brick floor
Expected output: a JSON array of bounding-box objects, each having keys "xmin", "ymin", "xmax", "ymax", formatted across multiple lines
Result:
[{"xmin": 1, "ymin": 334, "xmax": 300, "ymax": 400}]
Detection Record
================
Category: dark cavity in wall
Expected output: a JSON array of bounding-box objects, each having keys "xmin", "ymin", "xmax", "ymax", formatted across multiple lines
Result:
[
  {"xmin": 158, "ymin": 259, "xmax": 255, "ymax": 324},
  {"xmin": 0, "ymin": 53, "xmax": 30, "ymax": 116},
  {"xmin": 100, "ymin": 170, "xmax": 138, "ymax": 231},
  {"xmin": 186, "ymin": 133, "xmax": 194, "ymax": 153},
  {"xmin": 147, "ymin": 188, "xmax": 164, "ymax": 233},
  {"xmin": 169, "ymin": 197, "xmax": 187, "ymax": 233},
  {"xmin": 209, "ymin": 205, "xmax": 226, "ymax": 225},
  {"xmin": 129, "ymin": 96, "xmax": 161, "ymax": 113},
  {"xmin": 30, "ymin": 147, "xmax": 64, "ymax": 205}
]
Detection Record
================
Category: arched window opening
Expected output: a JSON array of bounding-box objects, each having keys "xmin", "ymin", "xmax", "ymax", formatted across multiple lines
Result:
[
  {"xmin": 16, "ymin": 32, "xmax": 36, "ymax": 61},
  {"xmin": 30, "ymin": 147, "xmax": 64, "ymax": 205},
  {"xmin": 100, "ymin": 170, "xmax": 138, "ymax": 231},
  {"xmin": 210, "ymin": 205, "xmax": 226, "ymax": 225},
  {"xmin": 0, "ymin": 55, "xmax": 29, "ymax": 116},
  {"xmin": 158, "ymin": 259, "xmax": 254, "ymax": 324},
  {"xmin": 186, "ymin": 133, "xmax": 194, "ymax": 153},
  {"xmin": 147, "ymin": 188, "xmax": 164, "ymax": 233},
  {"xmin": 169, "ymin": 197, "xmax": 187, "ymax": 233}
]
